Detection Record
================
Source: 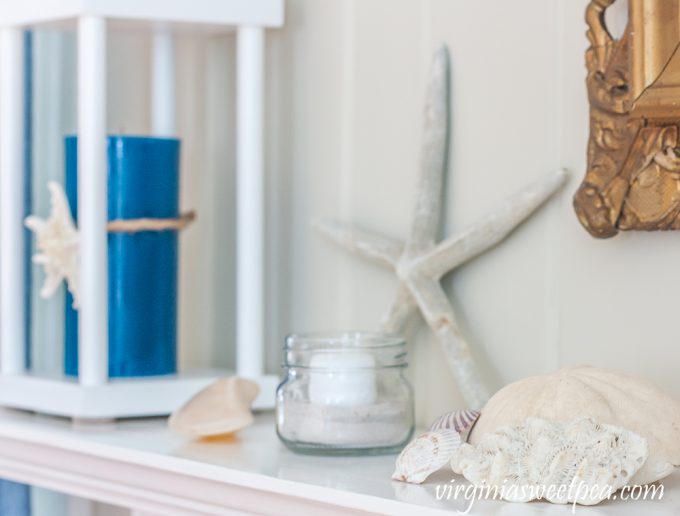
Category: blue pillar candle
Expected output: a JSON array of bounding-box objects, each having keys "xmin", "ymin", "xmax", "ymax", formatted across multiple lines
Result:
[{"xmin": 64, "ymin": 136, "xmax": 180, "ymax": 378}]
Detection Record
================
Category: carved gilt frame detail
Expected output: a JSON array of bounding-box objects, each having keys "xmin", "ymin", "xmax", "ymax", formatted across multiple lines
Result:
[{"xmin": 574, "ymin": 0, "xmax": 680, "ymax": 238}]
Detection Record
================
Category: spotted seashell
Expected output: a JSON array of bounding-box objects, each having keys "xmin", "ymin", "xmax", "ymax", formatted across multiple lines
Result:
[
  {"xmin": 392, "ymin": 429, "xmax": 461, "ymax": 484},
  {"xmin": 428, "ymin": 409, "xmax": 480, "ymax": 434}
]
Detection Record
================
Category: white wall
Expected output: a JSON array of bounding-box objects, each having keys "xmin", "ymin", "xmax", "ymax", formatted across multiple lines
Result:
[
  {"xmin": 270, "ymin": 0, "xmax": 564, "ymax": 424},
  {"xmin": 558, "ymin": 0, "xmax": 680, "ymax": 399},
  {"xmin": 264, "ymin": 0, "xmax": 680, "ymax": 424}
]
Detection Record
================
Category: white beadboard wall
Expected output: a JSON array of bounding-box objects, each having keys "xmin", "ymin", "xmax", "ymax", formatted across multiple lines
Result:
[
  {"xmin": 15, "ymin": 0, "xmax": 680, "ymax": 512},
  {"xmin": 26, "ymin": 0, "xmax": 677, "ymax": 430},
  {"xmin": 265, "ymin": 0, "xmax": 680, "ymax": 430}
]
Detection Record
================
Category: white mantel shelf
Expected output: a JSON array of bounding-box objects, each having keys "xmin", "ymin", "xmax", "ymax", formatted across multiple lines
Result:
[{"xmin": 0, "ymin": 409, "xmax": 676, "ymax": 516}]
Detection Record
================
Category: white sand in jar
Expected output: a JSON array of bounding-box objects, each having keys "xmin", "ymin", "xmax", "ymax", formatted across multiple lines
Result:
[{"xmin": 278, "ymin": 399, "xmax": 411, "ymax": 447}]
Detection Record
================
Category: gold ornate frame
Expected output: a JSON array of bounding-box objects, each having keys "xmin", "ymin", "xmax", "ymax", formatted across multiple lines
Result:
[{"xmin": 574, "ymin": 0, "xmax": 680, "ymax": 238}]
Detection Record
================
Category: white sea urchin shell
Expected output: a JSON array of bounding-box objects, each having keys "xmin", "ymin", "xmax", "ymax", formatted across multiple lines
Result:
[
  {"xmin": 469, "ymin": 366, "xmax": 680, "ymax": 485},
  {"xmin": 452, "ymin": 417, "xmax": 648, "ymax": 506}
]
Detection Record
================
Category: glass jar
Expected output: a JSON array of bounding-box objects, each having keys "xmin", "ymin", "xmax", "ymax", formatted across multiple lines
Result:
[{"xmin": 276, "ymin": 332, "xmax": 414, "ymax": 455}]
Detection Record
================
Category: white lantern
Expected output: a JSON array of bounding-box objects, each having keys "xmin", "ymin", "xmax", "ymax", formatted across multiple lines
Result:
[{"xmin": 0, "ymin": 0, "xmax": 283, "ymax": 418}]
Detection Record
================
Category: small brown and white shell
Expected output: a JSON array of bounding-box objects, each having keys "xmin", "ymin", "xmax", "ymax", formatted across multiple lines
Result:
[
  {"xmin": 169, "ymin": 377, "xmax": 260, "ymax": 438},
  {"xmin": 428, "ymin": 409, "xmax": 480, "ymax": 435},
  {"xmin": 392, "ymin": 429, "xmax": 461, "ymax": 484}
]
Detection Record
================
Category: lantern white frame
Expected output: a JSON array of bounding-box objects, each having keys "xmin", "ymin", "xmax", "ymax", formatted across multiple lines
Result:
[{"xmin": 0, "ymin": 0, "xmax": 283, "ymax": 418}]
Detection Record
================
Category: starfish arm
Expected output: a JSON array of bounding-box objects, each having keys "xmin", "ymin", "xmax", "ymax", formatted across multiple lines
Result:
[
  {"xmin": 406, "ymin": 46, "xmax": 449, "ymax": 258},
  {"xmin": 24, "ymin": 215, "xmax": 46, "ymax": 233},
  {"xmin": 405, "ymin": 273, "xmax": 489, "ymax": 408},
  {"xmin": 39, "ymin": 271, "xmax": 64, "ymax": 299},
  {"xmin": 380, "ymin": 283, "xmax": 418, "ymax": 333},
  {"xmin": 32, "ymin": 254, "xmax": 49, "ymax": 265},
  {"xmin": 67, "ymin": 278, "xmax": 80, "ymax": 309},
  {"xmin": 315, "ymin": 220, "xmax": 404, "ymax": 269},
  {"xmin": 48, "ymin": 181, "xmax": 77, "ymax": 229},
  {"xmin": 416, "ymin": 169, "xmax": 568, "ymax": 279}
]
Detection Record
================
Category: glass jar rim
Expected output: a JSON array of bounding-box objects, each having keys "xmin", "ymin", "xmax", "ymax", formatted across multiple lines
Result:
[
  {"xmin": 285, "ymin": 331, "xmax": 405, "ymax": 350},
  {"xmin": 283, "ymin": 332, "xmax": 407, "ymax": 369}
]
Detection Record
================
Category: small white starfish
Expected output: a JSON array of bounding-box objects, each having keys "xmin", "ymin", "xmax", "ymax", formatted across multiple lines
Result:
[
  {"xmin": 25, "ymin": 181, "xmax": 80, "ymax": 308},
  {"xmin": 317, "ymin": 46, "xmax": 567, "ymax": 409}
]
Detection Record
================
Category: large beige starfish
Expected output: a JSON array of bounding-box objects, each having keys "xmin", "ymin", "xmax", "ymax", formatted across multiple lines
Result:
[
  {"xmin": 25, "ymin": 181, "xmax": 80, "ymax": 308},
  {"xmin": 317, "ymin": 46, "xmax": 566, "ymax": 408}
]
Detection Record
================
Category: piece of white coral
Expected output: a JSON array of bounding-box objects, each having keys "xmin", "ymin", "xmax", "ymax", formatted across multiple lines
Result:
[
  {"xmin": 451, "ymin": 417, "xmax": 648, "ymax": 506},
  {"xmin": 25, "ymin": 181, "xmax": 80, "ymax": 308}
]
